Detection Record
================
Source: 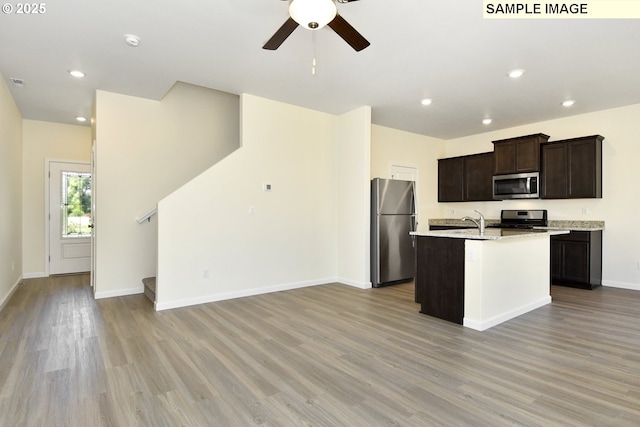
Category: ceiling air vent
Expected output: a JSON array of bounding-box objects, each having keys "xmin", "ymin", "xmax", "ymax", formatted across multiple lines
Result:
[{"xmin": 10, "ymin": 78, "xmax": 25, "ymax": 88}]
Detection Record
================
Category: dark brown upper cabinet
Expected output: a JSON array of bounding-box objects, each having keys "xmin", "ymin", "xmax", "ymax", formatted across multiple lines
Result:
[
  {"xmin": 464, "ymin": 152, "xmax": 494, "ymax": 201},
  {"xmin": 438, "ymin": 156, "xmax": 464, "ymax": 202},
  {"xmin": 541, "ymin": 135, "xmax": 603, "ymax": 199},
  {"xmin": 438, "ymin": 152, "xmax": 494, "ymax": 202},
  {"xmin": 492, "ymin": 133, "xmax": 550, "ymax": 175}
]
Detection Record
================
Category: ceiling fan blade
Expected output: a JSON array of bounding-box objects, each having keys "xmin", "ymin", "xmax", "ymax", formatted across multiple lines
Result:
[
  {"xmin": 327, "ymin": 14, "xmax": 370, "ymax": 52},
  {"xmin": 263, "ymin": 17, "xmax": 299, "ymax": 50}
]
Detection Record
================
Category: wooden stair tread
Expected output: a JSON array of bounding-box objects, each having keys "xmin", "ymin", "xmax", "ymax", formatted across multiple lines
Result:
[
  {"xmin": 142, "ymin": 277, "xmax": 156, "ymax": 303},
  {"xmin": 142, "ymin": 277, "xmax": 156, "ymax": 292}
]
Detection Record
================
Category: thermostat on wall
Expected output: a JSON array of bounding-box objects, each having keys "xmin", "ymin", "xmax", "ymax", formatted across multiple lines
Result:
[{"xmin": 263, "ymin": 183, "xmax": 272, "ymax": 192}]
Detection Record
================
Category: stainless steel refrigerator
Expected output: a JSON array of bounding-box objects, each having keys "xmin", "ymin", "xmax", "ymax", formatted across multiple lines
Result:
[{"xmin": 371, "ymin": 178, "xmax": 417, "ymax": 287}]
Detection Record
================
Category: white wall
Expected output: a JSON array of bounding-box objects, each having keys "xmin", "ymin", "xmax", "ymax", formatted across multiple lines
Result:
[
  {"xmin": 0, "ymin": 73, "xmax": 23, "ymax": 308},
  {"xmin": 440, "ymin": 104, "xmax": 640, "ymax": 290},
  {"xmin": 21, "ymin": 120, "xmax": 91, "ymax": 277},
  {"xmin": 371, "ymin": 125, "xmax": 446, "ymax": 231},
  {"xmin": 93, "ymin": 84, "xmax": 640, "ymax": 301},
  {"xmin": 93, "ymin": 83, "xmax": 240, "ymax": 298},
  {"xmin": 156, "ymin": 94, "xmax": 340, "ymax": 309},
  {"xmin": 335, "ymin": 107, "xmax": 372, "ymax": 287}
]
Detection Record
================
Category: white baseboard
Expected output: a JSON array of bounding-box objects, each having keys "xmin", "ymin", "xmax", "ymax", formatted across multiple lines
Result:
[
  {"xmin": 602, "ymin": 280, "xmax": 640, "ymax": 291},
  {"xmin": 94, "ymin": 286, "xmax": 144, "ymax": 299},
  {"xmin": 155, "ymin": 277, "xmax": 335, "ymax": 311},
  {"xmin": 23, "ymin": 272, "xmax": 47, "ymax": 279},
  {"xmin": 464, "ymin": 296, "xmax": 552, "ymax": 332},
  {"xmin": 0, "ymin": 275, "xmax": 23, "ymax": 313},
  {"xmin": 335, "ymin": 277, "xmax": 372, "ymax": 289}
]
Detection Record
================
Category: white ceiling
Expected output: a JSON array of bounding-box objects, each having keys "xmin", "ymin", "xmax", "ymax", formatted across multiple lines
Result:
[{"xmin": 1, "ymin": 0, "xmax": 639, "ymax": 139}]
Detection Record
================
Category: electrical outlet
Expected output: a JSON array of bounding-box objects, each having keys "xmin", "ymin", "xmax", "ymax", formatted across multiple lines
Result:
[
  {"xmin": 449, "ymin": 209, "xmax": 455, "ymax": 216},
  {"xmin": 248, "ymin": 206, "xmax": 255, "ymax": 215},
  {"xmin": 582, "ymin": 207, "xmax": 589, "ymax": 216},
  {"xmin": 467, "ymin": 248, "xmax": 476, "ymax": 262},
  {"xmin": 202, "ymin": 269, "xmax": 210, "ymax": 279}
]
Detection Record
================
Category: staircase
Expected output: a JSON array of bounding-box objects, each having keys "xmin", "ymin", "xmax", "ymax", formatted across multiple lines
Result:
[{"xmin": 143, "ymin": 277, "xmax": 156, "ymax": 303}]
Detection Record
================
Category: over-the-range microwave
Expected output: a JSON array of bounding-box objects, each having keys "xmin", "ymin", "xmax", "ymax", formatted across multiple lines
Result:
[{"xmin": 493, "ymin": 172, "xmax": 539, "ymax": 200}]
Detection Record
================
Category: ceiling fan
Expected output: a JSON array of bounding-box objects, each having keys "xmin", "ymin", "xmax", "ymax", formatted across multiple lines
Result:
[{"xmin": 263, "ymin": 0, "xmax": 370, "ymax": 52}]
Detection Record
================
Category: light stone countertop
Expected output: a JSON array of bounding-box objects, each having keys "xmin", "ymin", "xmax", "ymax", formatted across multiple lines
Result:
[
  {"xmin": 411, "ymin": 228, "xmax": 569, "ymax": 240},
  {"xmin": 542, "ymin": 220, "xmax": 605, "ymax": 231},
  {"xmin": 428, "ymin": 218, "xmax": 605, "ymax": 231},
  {"xmin": 428, "ymin": 218, "xmax": 501, "ymax": 227}
]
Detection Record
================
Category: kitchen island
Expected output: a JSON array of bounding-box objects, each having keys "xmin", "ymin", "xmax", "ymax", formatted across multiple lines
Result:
[{"xmin": 411, "ymin": 228, "xmax": 569, "ymax": 331}]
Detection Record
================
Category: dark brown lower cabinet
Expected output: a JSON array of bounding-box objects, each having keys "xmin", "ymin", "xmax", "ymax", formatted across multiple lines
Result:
[
  {"xmin": 550, "ymin": 230, "xmax": 602, "ymax": 289},
  {"xmin": 415, "ymin": 236, "xmax": 465, "ymax": 324}
]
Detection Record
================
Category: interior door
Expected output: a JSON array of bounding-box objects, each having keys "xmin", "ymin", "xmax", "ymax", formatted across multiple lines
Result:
[
  {"xmin": 390, "ymin": 164, "xmax": 417, "ymax": 182},
  {"xmin": 90, "ymin": 141, "xmax": 97, "ymax": 290},
  {"xmin": 49, "ymin": 161, "xmax": 92, "ymax": 275},
  {"xmin": 390, "ymin": 164, "xmax": 418, "ymax": 221}
]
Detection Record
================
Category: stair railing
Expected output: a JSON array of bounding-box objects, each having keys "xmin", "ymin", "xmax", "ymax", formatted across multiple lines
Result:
[{"xmin": 136, "ymin": 207, "xmax": 157, "ymax": 224}]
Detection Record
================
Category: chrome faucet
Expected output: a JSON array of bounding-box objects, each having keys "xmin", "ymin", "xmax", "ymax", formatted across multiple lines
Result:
[{"xmin": 462, "ymin": 209, "xmax": 486, "ymax": 234}]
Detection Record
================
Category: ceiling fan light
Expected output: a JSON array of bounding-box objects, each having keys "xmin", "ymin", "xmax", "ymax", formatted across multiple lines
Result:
[
  {"xmin": 508, "ymin": 69, "xmax": 525, "ymax": 79},
  {"xmin": 289, "ymin": 0, "xmax": 337, "ymax": 30}
]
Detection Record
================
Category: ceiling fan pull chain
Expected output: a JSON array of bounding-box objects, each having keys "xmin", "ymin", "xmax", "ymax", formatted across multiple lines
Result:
[{"xmin": 311, "ymin": 31, "xmax": 317, "ymax": 76}]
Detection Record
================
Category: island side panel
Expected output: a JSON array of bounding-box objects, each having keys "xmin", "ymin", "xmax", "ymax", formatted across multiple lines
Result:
[
  {"xmin": 463, "ymin": 236, "xmax": 552, "ymax": 331},
  {"xmin": 416, "ymin": 236, "xmax": 465, "ymax": 324}
]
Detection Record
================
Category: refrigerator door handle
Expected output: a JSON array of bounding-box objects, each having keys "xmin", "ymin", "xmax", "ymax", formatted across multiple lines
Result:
[
  {"xmin": 411, "ymin": 181, "xmax": 417, "ymax": 214},
  {"xmin": 410, "ymin": 215, "xmax": 417, "ymax": 248}
]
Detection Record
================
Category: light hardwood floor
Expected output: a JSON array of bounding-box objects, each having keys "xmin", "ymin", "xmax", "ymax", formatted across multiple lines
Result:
[{"xmin": 1, "ymin": 274, "xmax": 639, "ymax": 426}]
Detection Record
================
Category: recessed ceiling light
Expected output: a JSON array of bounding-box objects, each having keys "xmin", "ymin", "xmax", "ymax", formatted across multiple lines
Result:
[
  {"xmin": 508, "ymin": 69, "xmax": 525, "ymax": 79},
  {"xmin": 562, "ymin": 100, "xmax": 575, "ymax": 107},
  {"xmin": 482, "ymin": 118, "xmax": 492, "ymax": 125},
  {"xmin": 75, "ymin": 116, "xmax": 87, "ymax": 123},
  {"xmin": 420, "ymin": 98, "xmax": 432, "ymax": 106},
  {"xmin": 124, "ymin": 34, "xmax": 141, "ymax": 47},
  {"xmin": 10, "ymin": 77, "xmax": 25, "ymax": 88},
  {"xmin": 69, "ymin": 70, "xmax": 85, "ymax": 78}
]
